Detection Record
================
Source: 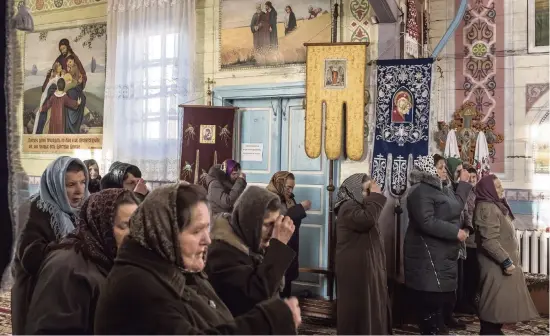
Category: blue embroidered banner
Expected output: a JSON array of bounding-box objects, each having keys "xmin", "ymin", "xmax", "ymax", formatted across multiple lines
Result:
[{"xmin": 371, "ymin": 58, "xmax": 434, "ymax": 197}]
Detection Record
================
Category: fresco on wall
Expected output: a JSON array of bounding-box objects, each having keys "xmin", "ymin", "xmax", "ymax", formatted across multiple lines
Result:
[
  {"xmin": 27, "ymin": 0, "xmax": 106, "ymax": 12},
  {"xmin": 455, "ymin": 0, "xmax": 505, "ymax": 173},
  {"xmin": 220, "ymin": 0, "xmax": 332, "ymax": 69},
  {"xmin": 22, "ymin": 23, "xmax": 106, "ymax": 153}
]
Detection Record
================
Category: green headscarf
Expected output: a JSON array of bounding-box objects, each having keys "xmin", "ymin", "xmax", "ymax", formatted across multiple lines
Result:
[{"xmin": 446, "ymin": 157, "xmax": 463, "ymax": 181}]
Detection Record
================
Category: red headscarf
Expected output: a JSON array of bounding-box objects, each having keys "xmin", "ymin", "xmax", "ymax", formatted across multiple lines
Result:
[{"xmin": 474, "ymin": 174, "xmax": 514, "ymax": 220}]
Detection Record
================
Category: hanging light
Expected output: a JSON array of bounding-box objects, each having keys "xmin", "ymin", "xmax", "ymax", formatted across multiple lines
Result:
[{"xmin": 13, "ymin": 1, "xmax": 34, "ymax": 32}]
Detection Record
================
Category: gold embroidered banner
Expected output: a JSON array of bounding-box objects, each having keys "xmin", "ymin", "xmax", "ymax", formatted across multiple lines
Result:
[{"xmin": 304, "ymin": 42, "xmax": 368, "ymax": 161}]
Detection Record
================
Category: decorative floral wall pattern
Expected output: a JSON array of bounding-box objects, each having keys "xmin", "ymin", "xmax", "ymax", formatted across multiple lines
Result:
[
  {"xmin": 348, "ymin": 0, "xmax": 370, "ymax": 43},
  {"xmin": 455, "ymin": 0, "xmax": 504, "ymax": 172},
  {"xmin": 526, "ymin": 83, "xmax": 550, "ymax": 114},
  {"xmin": 27, "ymin": 0, "xmax": 105, "ymax": 12}
]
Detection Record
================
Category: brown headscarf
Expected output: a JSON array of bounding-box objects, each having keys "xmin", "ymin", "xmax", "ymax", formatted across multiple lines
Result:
[
  {"xmin": 266, "ymin": 171, "xmax": 296, "ymax": 209},
  {"xmin": 475, "ymin": 174, "xmax": 515, "ymax": 220},
  {"xmin": 52, "ymin": 188, "xmax": 128, "ymax": 272},
  {"xmin": 129, "ymin": 182, "xmax": 204, "ymax": 273}
]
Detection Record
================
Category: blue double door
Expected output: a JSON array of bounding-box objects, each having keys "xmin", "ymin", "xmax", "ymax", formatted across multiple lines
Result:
[{"xmin": 232, "ymin": 97, "xmax": 329, "ymax": 296}]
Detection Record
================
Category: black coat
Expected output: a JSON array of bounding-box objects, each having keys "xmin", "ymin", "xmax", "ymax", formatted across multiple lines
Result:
[
  {"xmin": 25, "ymin": 248, "xmax": 107, "ymax": 334},
  {"xmin": 94, "ymin": 238, "xmax": 297, "ymax": 335},
  {"xmin": 206, "ymin": 216, "xmax": 295, "ymax": 317},
  {"xmin": 11, "ymin": 198, "xmax": 57, "ymax": 335},
  {"xmin": 404, "ymin": 169, "xmax": 472, "ymax": 293},
  {"xmin": 283, "ymin": 203, "xmax": 306, "ymax": 281}
]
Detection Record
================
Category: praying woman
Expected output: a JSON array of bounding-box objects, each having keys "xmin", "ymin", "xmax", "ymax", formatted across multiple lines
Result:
[
  {"xmin": 94, "ymin": 183, "xmax": 301, "ymax": 334},
  {"xmin": 25, "ymin": 189, "xmax": 139, "ymax": 334},
  {"xmin": 474, "ymin": 174, "xmax": 538, "ymax": 335},
  {"xmin": 11, "ymin": 156, "xmax": 89, "ymax": 335},
  {"xmin": 335, "ymin": 173, "xmax": 390, "ymax": 335}
]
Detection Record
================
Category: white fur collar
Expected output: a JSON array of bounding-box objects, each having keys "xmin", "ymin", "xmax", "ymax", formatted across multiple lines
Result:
[{"xmin": 54, "ymin": 91, "xmax": 66, "ymax": 98}]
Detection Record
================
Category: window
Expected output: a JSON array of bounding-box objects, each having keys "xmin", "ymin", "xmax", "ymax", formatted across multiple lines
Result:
[
  {"xmin": 533, "ymin": 113, "xmax": 550, "ymax": 174},
  {"xmin": 528, "ymin": 0, "xmax": 550, "ymax": 53},
  {"xmin": 143, "ymin": 34, "xmax": 181, "ymax": 141}
]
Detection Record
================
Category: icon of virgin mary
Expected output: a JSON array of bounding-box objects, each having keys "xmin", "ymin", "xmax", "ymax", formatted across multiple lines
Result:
[{"xmin": 391, "ymin": 90, "xmax": 413, "ymax": 123}]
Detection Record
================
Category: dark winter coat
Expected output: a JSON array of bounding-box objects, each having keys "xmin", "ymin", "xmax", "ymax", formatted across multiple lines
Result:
[
  {"xmin": 281, "ymin": 202, "xmax": 306, "ymax": 281},
  {"xmin": 11, "ymin": 198, "xmax": 57, "ymax": 335},
  {"xmin": 404, "ymin": 169, "xmax": 472, "ymax": 293},
  {"xmin": 25, "ymin": 248, "xmax": 107, "ymax": 334},
  {"xmin": 205, "ymin": 165, "xmax": 247, "ymax": 216},
  {"xmin": 94, "ymin": 238, "xmax": 296, "ymax": 335},
  {"xmin": 335, "ymin": 192, "xmax": 391, "ymax": 335},
  {"xmin": 206, "ymin": 186, "xmax": 295, "ymax": 317}
]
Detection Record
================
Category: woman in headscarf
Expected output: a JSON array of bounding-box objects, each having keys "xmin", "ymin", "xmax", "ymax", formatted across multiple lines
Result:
[
  {"xmin": 206, "ymin": 186, "xmax": 296, "ymax": 317},
  {"xmin": 474, "ymin": 175, "xmax": 538, "ymax": 335},
  {"xmin": 266, "ymin": 171, "xmax": 311, "ymax": 298},
  {"xmin": 101, "ymin": 161, "xmax": 149, "ymax": 201},
  {"xmin": 205, "ymin": 159, "xmax": 247, "ymax": 216},
  {"xmin": 83, "ymin": 159, "xmax": 101, "ymax": 193},
  {"xmin": 404, "ymin": 155, "xmax": 472, "ymax": 335},
  {"xmin": 334, "ymin": 173, "xmax": 390, "ymax": 335},
  {"xmin": 94, "ymin": 183, "xmax": 301, "ymax": 334},
  {"xmin": 25, "ymin": 189, "xmax": 139, "ymax": 334},
  {"xmin": 442, "ymin": 157, "xmax": 468, "ymax": 329},
  {"xmin": 445, "ymin": 157, "xmax": 463, "ymax": 189},
  {"xmin": 11, "ymin": 156, "xmax": 89, "ymax": 335}
]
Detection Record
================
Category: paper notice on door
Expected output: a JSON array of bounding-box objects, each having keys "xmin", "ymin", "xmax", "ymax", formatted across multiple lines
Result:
[{"xmin": 241, "ymin": 143, "xmax": 263, "ymax": 162}]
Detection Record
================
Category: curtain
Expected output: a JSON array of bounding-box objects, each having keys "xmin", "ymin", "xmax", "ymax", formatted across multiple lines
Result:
[{"xmin": 103, "ymin": 0, "xmax": 196, "ymax": 181}]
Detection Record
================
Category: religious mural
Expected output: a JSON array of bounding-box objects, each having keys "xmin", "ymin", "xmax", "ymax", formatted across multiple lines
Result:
[
  {"xmin": 454, "ymin": 0, "xmax": 504, "ymax": 172},
  {"xmin": 219, "ymin": 0, "xmax": 332, "ymax": 69},
  {"xmin": 22, "ymin": 24, "xmax": 106, "ymax": 153},
  {"xmin": 348, "ymin": 0, "xmax": 370, "ymax": 42},
  {"xmin": 27, "ymin": 0, "xmax": 105, "ymax": 12}
]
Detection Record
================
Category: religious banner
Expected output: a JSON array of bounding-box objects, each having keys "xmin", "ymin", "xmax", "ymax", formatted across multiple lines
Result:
[
  {"xmin": 22, "ymin": 23, "xmax": 106, "ymax": 153},
  {"xmin": 371, "ymin": 58, "xmax": 433, "ymax": 197},
  {"xmin": 304, "ymin": 42, "xmax": 368, "ymax": 161},
  {"xmin": 179, "ymin": 105, "xmax": 237, "ymax": 184}
]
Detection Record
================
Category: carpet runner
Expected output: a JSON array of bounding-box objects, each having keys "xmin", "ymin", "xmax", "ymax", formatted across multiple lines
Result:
[{"xmin": 0, "ymin": 290, "xmax": 547, "ymax": 335}]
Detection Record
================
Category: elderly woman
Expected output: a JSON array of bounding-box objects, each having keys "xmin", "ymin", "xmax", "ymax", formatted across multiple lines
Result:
[
  {"xmin": 474, "ymin": 175, "xmax": 538, "ymax": 335},
  {"xmin": 206, "ymin": 186, "xmax": 296, "ymax": 316},
  {"xmin": 11, "ymin": 156, "xmax": 89, "ymax": 335},
  {"xmin": 404, "ymin": 155, "xmax": 472, "ymax": 335},
  {"xmin": 266, "ymin": 171, "xmax": 311, "ymax": 298},
  {"xmin": 205, "ymin": 159, "xmax": 247, "ymax": 216},
  {"xmin": 25, "ymin": 189, "xmax": 139, "ymax": 334},
  {"xmin": 335, "ymin": 173, "xmax": 390, "ymax": 335},
  {"xmin": 94, "ymin": 183, "xmax": 301, "ymax": 334}
]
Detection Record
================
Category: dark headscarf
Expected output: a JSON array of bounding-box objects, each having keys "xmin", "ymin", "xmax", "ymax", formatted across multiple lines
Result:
[
  {"xmin": 52, "ymin": 189, "xmax": 129, "ymax": 272},
  {"xmin": 231, "ymin": 186, "xmax": 280, "ymax": 255},
  {"xmin": 101, "ymin": 161, "xmax": 140, "ymax": 189},
  {"xmin": 335, "ymin": 173, "xmax": 368, "ymax": 212},
  {"xmin": 266, "ymin": 171, "xmax": 296, "ymax": 209},
  {"xmin": 221, "ymin": 159, "xmax": 239, "ymax": 178},
  {"xmin": 475, "ymin": 174, "xmax": 514, "ymax": 220}
]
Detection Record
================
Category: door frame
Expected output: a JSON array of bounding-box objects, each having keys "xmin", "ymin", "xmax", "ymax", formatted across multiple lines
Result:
[{"xmin": 214, "ymin": 81, "xmax": 341, "ymax": 296}]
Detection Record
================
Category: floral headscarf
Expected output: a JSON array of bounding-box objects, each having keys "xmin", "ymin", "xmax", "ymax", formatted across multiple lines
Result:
[
  {"xmin": 52, "ymin": 189, "xmax": 130, "ymax": 272},
  {"xmin": 413, "ymin": 155, "xmax": 438, "ymax": 176},
  {"xmin": 266, "ymin": 171, "xmax": 296, "ymax": 209},
  {"xmin": 34, "ymin": 156, "xmax": 89, "ymax": 239},
  {"xmin": 335, "ymin": 173, "xmax": 368, "ymax": 211}
]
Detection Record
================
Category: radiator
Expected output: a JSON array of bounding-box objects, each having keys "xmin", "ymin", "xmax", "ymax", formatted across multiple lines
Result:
[{"xmin": 516, "ymin": 229, "xmax": 550, "ymax": 275}]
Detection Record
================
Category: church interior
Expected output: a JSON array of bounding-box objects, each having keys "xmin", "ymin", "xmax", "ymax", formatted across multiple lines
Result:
[{"xmin": 0, "ymin": 0, "xmax": 549, "ymax": 334}]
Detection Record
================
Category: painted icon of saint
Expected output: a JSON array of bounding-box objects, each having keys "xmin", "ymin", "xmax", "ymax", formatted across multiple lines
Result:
[{"xmin": 391, "ymin": 90, "xmax": 413, "ymax": 123}]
